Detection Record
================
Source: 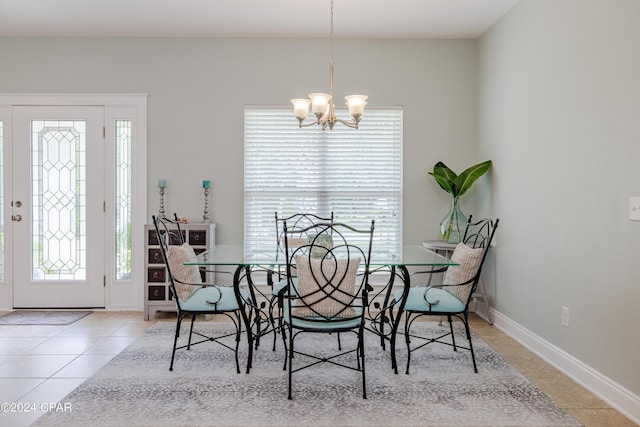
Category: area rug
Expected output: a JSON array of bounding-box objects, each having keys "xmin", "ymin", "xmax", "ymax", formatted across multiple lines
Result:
[
  {"xmin": 0, "ymin": 310, "xmax": 91, "ymax": 325},
  {"xmin": 34, "ymin": 322, "xmax": 582, "ymax": 427}
]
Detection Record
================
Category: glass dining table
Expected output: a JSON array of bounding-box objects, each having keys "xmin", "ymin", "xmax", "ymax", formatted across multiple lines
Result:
[{"xmin": 186, "ymin": 244, "xmax": 458, "ymax": 374}]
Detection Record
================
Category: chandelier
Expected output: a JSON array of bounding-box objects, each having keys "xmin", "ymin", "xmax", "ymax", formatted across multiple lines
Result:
[{"xmin": 290, "ymin": 0, "xmax": 368, "ymax": 130}]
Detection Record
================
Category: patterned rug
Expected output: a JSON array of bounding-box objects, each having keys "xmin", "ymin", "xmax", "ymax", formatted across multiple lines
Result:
[
  {"xmin": 0, "ymin": 310, "xmax": 91, "ymax": 325},
  {"xmin": 35, "ymin": 321, "xmax": 582, "ymax": 427}
]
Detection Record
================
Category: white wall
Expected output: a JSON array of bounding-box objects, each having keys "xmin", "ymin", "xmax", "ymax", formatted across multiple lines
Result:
[
  {"xmin": 479, "ymin": 0, "xmax": 640, "ymax": 397},
  {"xmin": 0, "ymin": 37, "xmax": 477, "ymax": 245}
]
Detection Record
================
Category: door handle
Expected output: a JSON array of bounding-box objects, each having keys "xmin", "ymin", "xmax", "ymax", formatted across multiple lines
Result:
[{"xmin": 12, "ymin": 214, "xmax": 22, "ymax": 222}]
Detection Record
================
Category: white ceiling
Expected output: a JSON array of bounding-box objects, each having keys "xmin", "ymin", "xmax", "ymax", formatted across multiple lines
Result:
[{"xmin": 0, "ymin": 0, "xmax": 520, "ymax": 39}]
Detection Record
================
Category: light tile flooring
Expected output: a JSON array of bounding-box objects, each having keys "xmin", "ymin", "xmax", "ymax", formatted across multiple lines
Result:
[{"xmin": 0, "ymin": 311, "xmax": 636, "ymax": 427}]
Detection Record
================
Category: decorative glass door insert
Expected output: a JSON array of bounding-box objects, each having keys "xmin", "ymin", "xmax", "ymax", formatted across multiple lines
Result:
[{"xmin": 31, "ymin": 119, "xmax": 87, "ymax": 281}]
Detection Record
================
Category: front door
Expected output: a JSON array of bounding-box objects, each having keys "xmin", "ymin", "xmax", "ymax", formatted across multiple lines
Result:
[{"xmin": 12, "ymin": 106, "xmax": 106, "ymax": 308}]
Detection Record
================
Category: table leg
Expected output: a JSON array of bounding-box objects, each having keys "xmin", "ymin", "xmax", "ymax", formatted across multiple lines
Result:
[
  {"xmin": 233, "ymin": 265, "xmax": 254, "ymax": 374},
  {"xmin": 390, "ymin": 265, "xmax": 411, "ymax": 375}
]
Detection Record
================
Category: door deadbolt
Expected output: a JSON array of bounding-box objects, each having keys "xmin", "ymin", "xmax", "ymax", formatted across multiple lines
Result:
[
  {"xmin": 12, "ymin": 214, "xmax": 22, "ymax": 222},
  {"xmin": 14, "ymin": 201, "xmax": 22, "ymax": 207}
]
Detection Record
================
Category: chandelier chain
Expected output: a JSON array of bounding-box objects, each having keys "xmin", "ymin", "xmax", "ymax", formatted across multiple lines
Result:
[{"xmin": 330, "ymin": 0, "xmax": 334, "ymax": 67}]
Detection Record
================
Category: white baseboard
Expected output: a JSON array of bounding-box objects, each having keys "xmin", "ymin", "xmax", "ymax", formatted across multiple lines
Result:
[
  {"xmin": 104, "ymin": 305, "xmax": 140, "ymax": 312},
  {"xmin": 491, "ymin": 309, "xmax": 640, "ymax": 425}
]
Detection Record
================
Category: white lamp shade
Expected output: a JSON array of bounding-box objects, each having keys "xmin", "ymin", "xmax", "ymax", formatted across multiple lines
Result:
[
  {"xmin": 309, "ymin": 93, "xmax": 332, "ymax": 115},
  {"xmin": 291, "ymin": 99, "xmax": 311, "ymax": 120},
  {"xmin": 345, "ymin": 95, "xmax": 368, "ymax": 116}
]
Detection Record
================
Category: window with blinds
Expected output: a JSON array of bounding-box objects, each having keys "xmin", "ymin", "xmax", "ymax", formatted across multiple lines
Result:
[{"xmin": 244, "ymin": 106, "xmax": 403, "ymax": 252}]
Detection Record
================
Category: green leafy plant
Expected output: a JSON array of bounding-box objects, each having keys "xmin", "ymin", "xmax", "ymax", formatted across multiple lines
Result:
[
  {"xmin": 429, "ymin": 160, "xmax": 492, "ymax": 241},
  {"xmin": 429, "ymin": 160, "xmax": 492, "ymax": 198}
]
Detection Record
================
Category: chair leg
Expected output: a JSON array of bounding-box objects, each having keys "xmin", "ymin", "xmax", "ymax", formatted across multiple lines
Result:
[
  {"xmin": 187, "ymin": 314, "xmax": 196, "ymax": 350},
  {"xmin": 281, "ymin": 323, "xmax": 288, "ymax": 371},
  {"xmin": 278, "ymin": 299, "xmax": 285, "ymax": 342},
  {"xmin": 268, "ymin": 298, "xmax": 279, "ymax": 352},
  {"xmin": 360, "ymin": 328, "xmax": 367, "ymax": 399},
  {"xmin": 287, "ymin": 326, "xmax": 293, "ymax": 399},
  {"xmin": 169, "ymin": 315, "xmax": 183, "ymax": 371},
  {"xmin": 272, "ymin": 315, "xmax": 279, "ymax": 351},
  {"xmin": 448, "ymin": 315, "xmax": 457, "ymax": 351},
  {"xmin": 463, "ymin": 315, "xmax": 478, "ymax": 373}
]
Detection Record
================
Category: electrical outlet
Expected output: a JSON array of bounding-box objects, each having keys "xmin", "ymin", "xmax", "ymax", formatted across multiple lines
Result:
[
  {"xmin": 630, "ymin": 197, "xmax": 640, "ymax": 221},
  {"xmin": 561, "ymin": 306, "xmax": 570, "ymax": 328}
]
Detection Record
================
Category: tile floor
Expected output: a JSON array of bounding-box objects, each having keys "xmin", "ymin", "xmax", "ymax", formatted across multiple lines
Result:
[{"xmin": 0, "ymin": 311, "xmax": 636, "ymax": 427}]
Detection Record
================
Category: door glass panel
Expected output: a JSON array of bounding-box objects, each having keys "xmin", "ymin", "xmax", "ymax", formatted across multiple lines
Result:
[
  {"xmin": 31, "ymin": 120, "xmax": 87, "ymax": 281},
  {"xmin": 115, "ymin": 120, "xmax": 132, "ymax": 280}
]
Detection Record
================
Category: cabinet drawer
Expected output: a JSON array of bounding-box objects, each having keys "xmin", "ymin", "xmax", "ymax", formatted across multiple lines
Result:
[
  {"xmin": 189, "ymin": 230, "xmax": 207, "ymax": 246},
  {"xmin": 169, "ymin": 230, "xmax": 186, "ymax": 245},
  {"xmin": 148, "ymin": 285, "xmax": 166, "ymax": 301},
  {"xmin": 148, "ymin": 248, "xmax": 164, "ymax": 264},
  {"xmin": 148, "ymin": 229, "xmax": 160, "ymax": 245},
  {"xmin": 149, "ymin": 228, "xmax": 186, "ymax": 245},
  {"xmin": 148, "ymin": 267, "xmax": 166, "ymax": 282}
]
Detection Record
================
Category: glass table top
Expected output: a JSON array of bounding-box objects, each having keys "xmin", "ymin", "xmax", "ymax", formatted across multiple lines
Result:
[{"xmin": 186, "ymin": 244, "xmax": 458, "ymax": 268}]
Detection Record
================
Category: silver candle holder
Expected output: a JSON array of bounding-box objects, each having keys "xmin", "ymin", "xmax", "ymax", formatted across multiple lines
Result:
[
  {"xmin": 158, "ymin": 179, "xmax": 166, "ymax": 218},
  {"xmin": 202, "ymin": 180, "xmax": 211, "ymax": 223}
]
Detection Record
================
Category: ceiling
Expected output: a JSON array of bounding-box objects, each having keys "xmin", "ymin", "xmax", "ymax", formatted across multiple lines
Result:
[{"xmin": 0, "ymin": 0, "xmax": 520, "ymax": 39}]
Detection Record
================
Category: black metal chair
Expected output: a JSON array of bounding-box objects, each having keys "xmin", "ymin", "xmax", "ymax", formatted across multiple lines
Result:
[
  {"xmin": 392, "ymin": 217, "xmax": 499, "ymax": 374},
  {"xmin": 281, "ymin": 220, "xmax": 374, "ymax": 399},
  {"xmin": 265, "ymin": 212, "xmax": 335, "ymax": 350},
  {"xmin": 152, "ymin": 214, "xmax": 248, "ymax": 372}
]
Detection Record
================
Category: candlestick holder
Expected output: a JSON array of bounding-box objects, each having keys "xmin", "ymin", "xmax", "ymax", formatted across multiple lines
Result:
[
  {"xmin": 158, "ymin": 186, "xmax": 166, "ymax": 218},
  {"xmin": 202, "ymin": 187, "xmax": 211, "ymax": 223}
]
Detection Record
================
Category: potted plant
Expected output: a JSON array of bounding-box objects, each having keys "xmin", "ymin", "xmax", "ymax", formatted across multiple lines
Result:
[{"xmin": 429, "ymin": 160, "xmax": 492, "ymax": 242}]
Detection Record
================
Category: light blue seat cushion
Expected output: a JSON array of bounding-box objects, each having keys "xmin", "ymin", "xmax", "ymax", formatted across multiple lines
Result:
[
  {"xmin": 394, "ymin": 287, "xmax": 465, "ymax": 314},
  {"xmin": 285, "ymin": 306, "xmax": 363, "ymax": 330},
  {"xmin": 179, "ymin": 286, "xmax": 248, "ymax": 312}
]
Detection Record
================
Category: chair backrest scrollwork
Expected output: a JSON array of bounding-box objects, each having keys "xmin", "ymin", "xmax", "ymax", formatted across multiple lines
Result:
[{"xmin": 283, "ymin": 220, "xmax": 375, "ymax": 323}]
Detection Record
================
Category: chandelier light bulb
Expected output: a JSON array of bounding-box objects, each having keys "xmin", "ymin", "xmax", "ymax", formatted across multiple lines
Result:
[
  {"xmin": 309, "ymin": 93, "xmax": 332, "ymax": 116},
  {"xmin": 291, "ymin": 99, "xmax": 311, "ymax": 121},
  {"xmin": 345, "ymin": 95, "xmax": 368, "ymax": 118}
]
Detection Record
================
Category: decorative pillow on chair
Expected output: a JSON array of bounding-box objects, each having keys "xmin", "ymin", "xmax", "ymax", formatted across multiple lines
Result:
[
  {"xmin": 287, "ymin": 237, "xmax": 308, "ymax": 247},
  {"xmin": 167, "ymin": 243, "xmax": 202, "ymax": 301},
  {"xmin": 293, "ymin": 255, "xmax": 360, "ymax": 318},
  {"xmin": 443, "ymin": 243, "xmax": 484, "ymax": 303}
]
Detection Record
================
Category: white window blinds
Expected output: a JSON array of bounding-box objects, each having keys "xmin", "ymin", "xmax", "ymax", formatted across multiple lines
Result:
[{"xmin": 244, "ymin": 106, "xmax": 402, "ymax": 251}]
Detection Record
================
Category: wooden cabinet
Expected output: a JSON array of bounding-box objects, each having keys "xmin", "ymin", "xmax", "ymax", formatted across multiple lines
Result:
[{"xmin": 144, "ymin": 223, "xmax": 216, "ymax": 320}]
